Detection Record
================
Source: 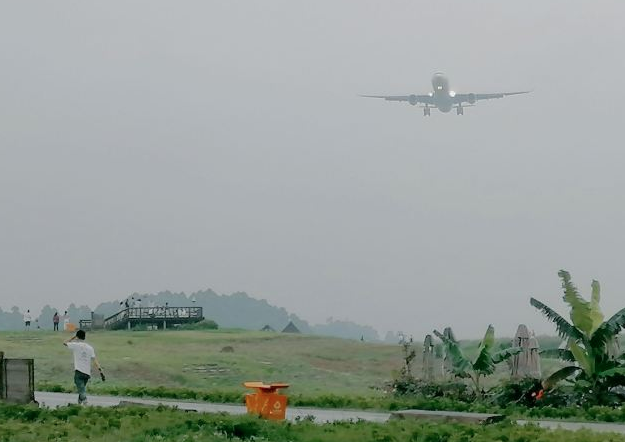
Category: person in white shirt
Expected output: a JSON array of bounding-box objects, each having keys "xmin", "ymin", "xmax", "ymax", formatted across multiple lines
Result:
[
  {"xmin": 64, "ymin": 330, "xmax": 105, "ymax": 404},
  {"xmin": 23, "ymin": 310, "xmax": 32, "ymax": 330},
  {"xmin": 63, "ymin": 311, "xmax": 70, "ymax": 331}
]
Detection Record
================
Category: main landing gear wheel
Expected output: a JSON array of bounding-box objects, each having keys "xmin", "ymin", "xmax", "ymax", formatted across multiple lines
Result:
[
  {"xmin": 456, "ymin": 106, "xmax": 464, "ymax": 115},
  {"xmin": 423, "ymin": 107, "xmax": 431, "ymax": 116}
]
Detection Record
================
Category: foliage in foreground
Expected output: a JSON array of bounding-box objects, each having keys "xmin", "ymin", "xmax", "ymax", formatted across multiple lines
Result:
[
  {"xmin": 1, "ymin": 403, "xmax": 624, "ymax": 442},
  {"xmin": 434, "ymin": 325, "xmax": 522, "ymax": 396},
  {"xmin": 531, "ymin": 270, "xmax": 625, "ymax": 405}
]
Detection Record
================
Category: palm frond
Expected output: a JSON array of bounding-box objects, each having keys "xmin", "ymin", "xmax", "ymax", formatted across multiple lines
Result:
[
  {"xmin": 434, "ymin": 329, "xmax": 472, "ymax": 375},
  {"xmin": 590, "ymin": 279, "xmax": 601, "ymax": 306},
  {"xmin": 473, "ymin": 345, "xmax": 495, "ymax": 375},
  {"xmin": 433, "ymin": 329, "xmax": 446, "ymax": 342},
  {"xmin": 590, "ymin": 307, "xmax": 625, "ymax": 350},
  {"xmin": 542, "ymin": 365, "xmax": 580, "ymax": 389},
  {"xmin": 480, "ymin": 325, "xmax": 495, "ymax": 350},
  {"xmin": 558, "ymin": 270, "xmax": 597, "ymax": 336},
  {"xmin": 598, "ymin": 367, "xmax": 625, "ymax": 378},
  {"xmin": 473, "ymin": 325, "xmax": 496, "ymax": 375},
  {"xmin": 568, "ymin": 339, "xmax": 594, "ymax": 376},
  {"xmin": 491, "ymin": 346, "xmax": 523, "ymax": 364},
  {"xmin": 530, "ymin": 297, "xmax": 584, "ymax": 341},
  {"xmin": 539, "ymin": 348, "xmax": 576, "ymax": 362},
  {"xmin": 588, "ymin": 279, "xmax": 605, "ymax": 335}
]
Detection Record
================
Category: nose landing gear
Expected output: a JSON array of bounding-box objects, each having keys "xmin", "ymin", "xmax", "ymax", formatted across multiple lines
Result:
[
  {"xmin": 456, "ymin": 106, "xmax": 464, "ymax": 115},
  {"xmin": 423, "ymin": 106, "xmax": 431, "ymax": 116}
]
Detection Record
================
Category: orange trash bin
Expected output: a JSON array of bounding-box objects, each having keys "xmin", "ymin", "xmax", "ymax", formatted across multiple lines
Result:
[{"xmin": 243, "ymin": 382, "xmax": 289, "ymax": 420}]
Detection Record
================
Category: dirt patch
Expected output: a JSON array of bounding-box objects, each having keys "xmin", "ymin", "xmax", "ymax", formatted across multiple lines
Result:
[{"xmin": 182, "ymin": 363, "xmax": 231, "ymax": 376}]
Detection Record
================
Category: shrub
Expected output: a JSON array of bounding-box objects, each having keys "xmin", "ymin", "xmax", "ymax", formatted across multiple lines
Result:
[
  {"xmin": 179, "ymin": 319, "xmax": 219, "ymax": 330},
  {"xmin": 393, "ymin": 378, "xmax": 473, "ymax": 402}
]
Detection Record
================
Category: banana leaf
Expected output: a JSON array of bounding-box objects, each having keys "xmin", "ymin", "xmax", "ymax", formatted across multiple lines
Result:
[
  {"xmin": 568, "ymin": 339, "xmax": 594, "ymax": 376},
  {"xmin": 530, "ymin": 297, "xmax": 584, "ymax": 341},
  {"xmin": 543, "ymin": 365, "xmax": 581, "ymax": 389},
  {"xmin": 590, "ymin": 307, "xmax": 625, "ymax": 350},
  {"xmin": 559, "ymin": 269, "xmax": 602, "ymax": 336},
  {"xmin": 539, "ymin": 348, "xmax": 576, "ymax": 362}
]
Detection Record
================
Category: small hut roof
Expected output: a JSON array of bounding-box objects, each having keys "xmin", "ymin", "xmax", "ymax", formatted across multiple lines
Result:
[
  {"xmin": 260, "ymin": 324, "xmax": 276, "ymax": 332},
  {"xmin": 282, "ymin": 321, "xmax": 301, "ymax": 333}
]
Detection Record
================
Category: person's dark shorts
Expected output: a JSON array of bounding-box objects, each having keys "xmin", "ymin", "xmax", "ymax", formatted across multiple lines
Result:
[{"xmin": 25, "ymin": 321, "xmax": 31, "ymax": 326}]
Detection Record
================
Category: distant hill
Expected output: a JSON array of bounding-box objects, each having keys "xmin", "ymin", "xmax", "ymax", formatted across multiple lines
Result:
[{"xmin": 0, "ymin": 289, "xmax": 380, "ymax": 341}]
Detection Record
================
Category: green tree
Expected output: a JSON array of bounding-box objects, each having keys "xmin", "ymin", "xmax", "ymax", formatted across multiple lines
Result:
[
  {"xmin": 531, "ymin": 270, "xmax": 625, "ymax": 404},
  {"xmin": 434, "ymin": 325, "xmax": 521, "ymax": 396}
]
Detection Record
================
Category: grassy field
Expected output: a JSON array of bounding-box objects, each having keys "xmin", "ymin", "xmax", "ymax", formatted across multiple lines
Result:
[
  {"xmin": 0, "ymin": 329, "xmax": 402, "ymax": 397},
  {"xmin": 0, "ymin": 329, "xmax": 568, "ymax": 401}
]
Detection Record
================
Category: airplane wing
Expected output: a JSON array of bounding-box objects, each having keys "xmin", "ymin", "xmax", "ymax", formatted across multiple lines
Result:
[
  {"xmin": 454, "ymin": 91, "xmax": 531, "ymax": 103},
  {"xmin": 360, "ymin": 94, "xmax": 434, "ymax": 105}
]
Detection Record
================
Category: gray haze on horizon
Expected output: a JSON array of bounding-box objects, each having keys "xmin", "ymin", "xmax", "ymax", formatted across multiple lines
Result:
[{"xmin": 1, "ymin": 1, "xmax": 624, "ymax": 339}]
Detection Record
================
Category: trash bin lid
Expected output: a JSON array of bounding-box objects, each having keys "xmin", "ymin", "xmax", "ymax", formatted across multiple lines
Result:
[{"xmin": 243, "ymin": 381, "xmax": 289, "ymax": 392}]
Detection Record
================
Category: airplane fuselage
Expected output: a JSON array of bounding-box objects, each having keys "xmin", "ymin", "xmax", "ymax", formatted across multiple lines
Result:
[{"xmin": 431, "ymin": 72, "xmax": 453, "ymax": 113}]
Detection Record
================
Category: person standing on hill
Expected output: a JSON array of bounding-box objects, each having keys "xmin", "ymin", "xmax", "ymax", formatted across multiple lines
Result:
[
  {"xmin": 64, "ymin": 330, "xmax": 105, "ymax": 405},
  {"xmin": 53, "ymin": 312, "xmax": 60, "ymax": 331},
  {"xmin": 23, "ymin": 310, "xmax": 32, "ymax": 330}
]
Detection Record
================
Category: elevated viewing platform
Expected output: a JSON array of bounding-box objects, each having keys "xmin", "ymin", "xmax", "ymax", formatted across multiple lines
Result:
[{"xmin": 103, "ymin": 306, "xmax": 203, "ymax": 330}]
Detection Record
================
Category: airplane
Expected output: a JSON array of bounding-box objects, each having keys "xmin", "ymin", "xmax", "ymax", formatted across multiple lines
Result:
[{"xmin": 362, "ymin": 72, "xmax": 531, "ymax": 116}]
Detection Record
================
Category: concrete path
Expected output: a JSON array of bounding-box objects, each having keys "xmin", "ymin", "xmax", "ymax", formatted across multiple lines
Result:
[
  {"xmin": 34, "ymin": 392, "xmax": 625, "ymax": 434},
  {"xmin": 517, "ymin": 419, "xmax": 625, "ymax": 434},
  {"xmin": 34, "ymin": 391, "xmax": 391, "ymax": 423}
]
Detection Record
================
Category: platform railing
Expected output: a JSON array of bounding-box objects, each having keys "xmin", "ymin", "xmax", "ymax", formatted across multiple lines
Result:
[{"xmin": 103, "ymin": 306, "xmax": 203, "ymax": 329}]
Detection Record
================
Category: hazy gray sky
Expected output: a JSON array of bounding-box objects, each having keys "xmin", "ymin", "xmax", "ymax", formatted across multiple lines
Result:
[{"xmin": 2, "ymin": 1, "xmax": 624, "ymax": 338}]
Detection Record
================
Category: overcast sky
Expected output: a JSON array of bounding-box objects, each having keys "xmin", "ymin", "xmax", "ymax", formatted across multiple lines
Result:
[{"xmin": 1, "ymin": 1, "xmax": 624, "ymax": 338}]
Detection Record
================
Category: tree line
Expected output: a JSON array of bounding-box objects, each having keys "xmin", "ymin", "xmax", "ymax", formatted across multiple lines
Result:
[{"xmin": 0, "ymin": 289, "xmax": 380, "ymax": 341}]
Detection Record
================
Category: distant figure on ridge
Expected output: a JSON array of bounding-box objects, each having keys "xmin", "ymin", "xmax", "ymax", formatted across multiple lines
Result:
[
  {"xmin": 23, "ymin": 309, "xmax": 32, "ymax": 331},
  {"xmin": 53, "ymin": 312, "xmax": 60, "ymax": 331}
]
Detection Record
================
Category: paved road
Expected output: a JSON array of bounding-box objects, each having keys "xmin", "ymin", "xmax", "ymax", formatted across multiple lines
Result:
[
  {"xmin": 35, "ymin": 392, "xmax": 390, "ymax": 423},
  {"xmin": 34, "ymin": 392, "xmax": 625, "ymax": 434},
  {"xmin": 517, "ymin": 419, "xmax": 625, "ymax": 434}
]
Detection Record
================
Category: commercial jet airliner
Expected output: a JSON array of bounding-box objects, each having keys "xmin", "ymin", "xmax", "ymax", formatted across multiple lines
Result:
[{"xmin": 362, "ymin": 73, "xmax": 530, "ymax": 116}]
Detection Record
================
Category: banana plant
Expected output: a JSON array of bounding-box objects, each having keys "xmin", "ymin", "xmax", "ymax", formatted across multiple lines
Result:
[
  {"xmin": 531, "ymin": 270, "xmax": 625, "ymax": 402},
  {"xmin": 434, "ymin": 325, "xmax": 522, "ymax": 397}
]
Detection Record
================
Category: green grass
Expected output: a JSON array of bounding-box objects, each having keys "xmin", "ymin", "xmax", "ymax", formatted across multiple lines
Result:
[
  {"xmin": 1, "ymin": 403, "xmax": 624, "ymax": 442},
  {"xmin": 0, "ymin": 329, "xmax": 402, "ymax": 398},
  {"xmin": 4, "ymin": 330, "xmax": 625, "ymax": 424},
  {"xmin": 0, "ymin": 330, "xmax": 567, "ymax": 402}
]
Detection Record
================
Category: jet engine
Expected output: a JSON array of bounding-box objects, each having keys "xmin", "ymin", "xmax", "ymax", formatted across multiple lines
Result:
[
  {"xmin": 467, "ymin": 93, "xmax": 476, "ymax": 104},
  {"xmin": 408, "ymin": 94, "xmax": 418, "ymax": 105}
]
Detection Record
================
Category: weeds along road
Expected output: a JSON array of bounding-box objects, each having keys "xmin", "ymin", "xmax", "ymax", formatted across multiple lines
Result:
[{"xmin": 34, "ymin": 392, "xmax": 625, "ymax": 434}]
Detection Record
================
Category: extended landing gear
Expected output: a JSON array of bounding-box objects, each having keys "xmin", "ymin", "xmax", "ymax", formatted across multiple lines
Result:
[
  {"xmin": 423, "ymin": 106, "xmax": 431, "ymax": 116},
  {"xmin": 456, "ymin": 106, "xmax": 464, "ymax": 115}
]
